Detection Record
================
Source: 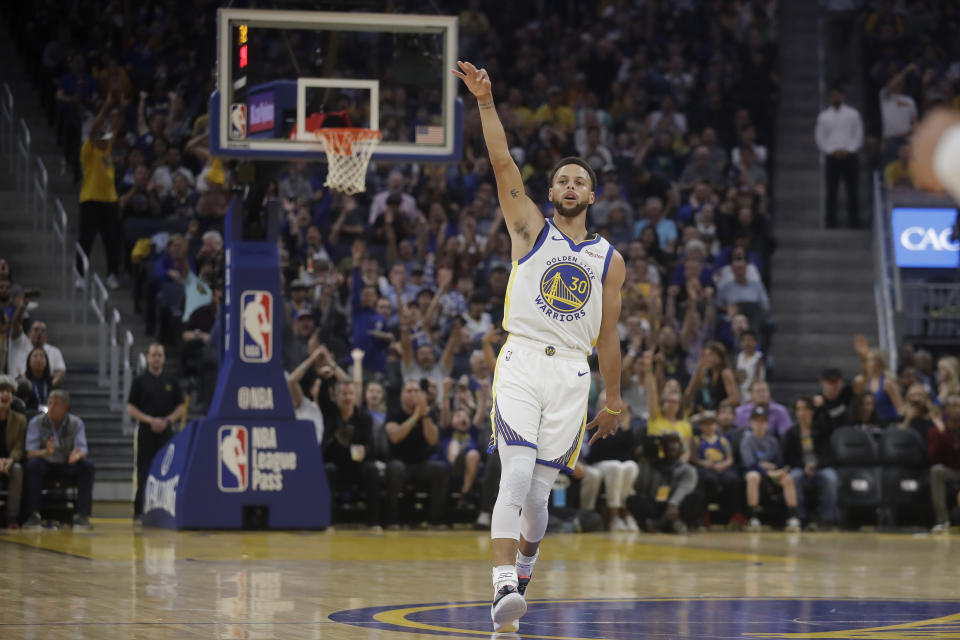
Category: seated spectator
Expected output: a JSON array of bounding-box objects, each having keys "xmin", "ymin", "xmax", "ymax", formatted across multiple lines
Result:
[
  {"xmin": 161, "ymin": 173, "xmax": 199, "ymax": 220},
  {"xmin": 590, "ymin": 169, "xmax": 634, "ymax": 228},
  {"xmin": 0, "ymin": 375, "xmax": 25, "ymax": 528},
  {"xmin": 717, "ymin": 398, "xmax": 737, "ymax": 438},
  {"xmin": 784, "ymin": 397, "xmax": 838, "ymax": 529},
  {"xmin": 847, "ymin": 390, "xmax": 885, "ymax": 439},
  {"xmin": 691, "ymin": 410, "xmax": 740, "ymax": 524},
  {"xmin": 728, "ymin": 146, "xmax": 768, "ymax": 192},
  {"xmin": 634, "ymin": 196, "xmax": 678, "ymax": 253},
  {"xmin": 739, "ymin": 405, "xmax": 801, "ymax": 531},
  {"xmin": 900, "ymin": 383, "xmax": 940, "ymax": 440},
  {"xmin": 735, "ymin": 330, "xmax": 765, "ymax": 401},
  {"xmin": 715, "ymin": 251, "xmax": 770, "ymax": 328},
  {"xmin": 19, "ymin": 347, "xmax": 54, "ymax": 410},
  {"xmin": 852, "ymin": 334, "xmax": 903, "ymax": 425},
  {"xmin": 126, "ymin": 343, "xmax": 185, "ymax": 520},
  {"xmin": 734, "ymin": 381, "xmax": 792, "ymax": 440},
  {"xmin": 146, "ymin": 234, "xmax": 194, "ymax": 339},
  {"xmin": 884, "ymin": 143, "xmax": 914, "ymax": 188},
  {"xmin": 937, "ymin": 357, "xmax": 960, "ymax": 405},
  {"xmin": 679, "ymin": 152, "xmax": 725, "ymax": 192},
  {"xmin": 368, "ymin": 170, "xmax": 420, "ymax": 226},
  {"xmin": 23, "ymin": 390, "xmax": 95, "ymax": 529},
  {"xmin": 399, "ymin": 314, "xmax": 458, "ymax": 393},
  {"xmin": 384, "ymin": 380, "xmax": 449, "ymax": 528},
  {"xmin": 929, "ymin": 395, "xmax": 960, "ymax": 533},
  {"xmin": 714, "ymin": 246, "xmax": 763, "ymax": 287},
  {"xmin": 21, "ymin": 321, "xmax": 66, "ymax": 387},
  {"xmin": 441, "ymin": 407, "xmax": 481, "ymax": 509},
  {"xmin": 462, "ymin": 293, "xmax": 492, "ymax": 343},
  {"xmin": 579, "ymin": 405, "xmax": 641, "ymax": 531},
  {"xmin": 684, "ymin": 341, "xmax": 739, "ymax": 412}
]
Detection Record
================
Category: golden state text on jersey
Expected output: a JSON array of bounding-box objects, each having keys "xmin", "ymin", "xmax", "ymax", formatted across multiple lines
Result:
[{"xmin": 503, "ymin": 218, "xmax": 613, "ymax": 355}]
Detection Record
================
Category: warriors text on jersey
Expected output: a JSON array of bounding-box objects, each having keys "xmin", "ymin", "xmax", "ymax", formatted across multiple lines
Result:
[{"xmin": 502, "ymin": 217, "xmax": 614, "ymax": 355}]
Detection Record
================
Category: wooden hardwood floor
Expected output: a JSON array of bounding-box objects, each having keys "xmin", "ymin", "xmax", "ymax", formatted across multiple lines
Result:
[{"xmin": 0, "ymin": 520, "xmax": 957, "ymax": 639}]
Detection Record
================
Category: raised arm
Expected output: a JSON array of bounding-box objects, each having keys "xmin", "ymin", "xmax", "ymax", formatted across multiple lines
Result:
[
  {"xmin": 452, "ymin": 61, "xmax": 544, "ymax": 255},
  {"xmin": 587, "ymin": 252, "xmax": 627, "ymax": 445},
  {"xmin": 644, "ymin": 351, "xmax": 662, "ymax": 421}
]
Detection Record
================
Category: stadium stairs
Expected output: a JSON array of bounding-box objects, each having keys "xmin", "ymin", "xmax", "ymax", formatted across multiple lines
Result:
[
  {"xmin": 0, "ymin": 34, "xmax": 145, "ymax": 503},
  {"xmin": 770, "ymin": 0, "xmax": 876, "ymax": 400}
]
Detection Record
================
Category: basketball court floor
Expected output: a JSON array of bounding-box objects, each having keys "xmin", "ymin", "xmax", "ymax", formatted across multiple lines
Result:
[{"xmin": 1, "ymin": 522, "xmax": 957, "ymax": 639}]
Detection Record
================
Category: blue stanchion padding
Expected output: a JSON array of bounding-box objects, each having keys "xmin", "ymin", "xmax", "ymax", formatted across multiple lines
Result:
[{"xmin": 143, "ymin": 200, "xmax": 330, "ymax": 529}]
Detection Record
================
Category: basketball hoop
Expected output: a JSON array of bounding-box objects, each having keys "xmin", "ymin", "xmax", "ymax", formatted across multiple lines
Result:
[{"xmin": 314, "ymin": 128, "xmax": 382, "ymax": 195}]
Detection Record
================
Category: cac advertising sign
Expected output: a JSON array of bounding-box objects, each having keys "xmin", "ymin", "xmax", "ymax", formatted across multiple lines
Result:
[{"xmin": 892, "ymin": 207, "xmax": 959, "ymax": 268}]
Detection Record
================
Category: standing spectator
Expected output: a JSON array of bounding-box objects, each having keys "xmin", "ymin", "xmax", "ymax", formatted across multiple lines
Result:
[
  {"xmin": 2, "ymin": 303, "xmax": 30, "ymax": 378},
  {"xmin": 125, "ymin": 344, "xmax": 185, "ymax": 521},
  {"xmin": 0, "ymin": 375, "xmax": 25, "ymax": 528},
  {"xmin": 813, "ymin": 368, "xmax": 853, "ymax": 435},
  {"xmin": 638, "ymin": 351, "xmax": 699, "ymax": 533},
  {"xmin": 784, "ymin": 397, "xmax": 839, "ymax": 529},
  {"xmin": 879, "ymin": 65, "xmax": 918, "ymax": 162},
  {"xmin": 23, "ymin": 390, "xmax": 95, "ymax": 529},
  {"xmin": 384, "ymin": 380, "xmax": 449, "ymax": 528},
  {"xmin": 735, "ymin": 329, "xmax": 765, "ymax": 401},
  {"xmin": 853, "ymin": 334, "xmax": 903, "ymax": 425},
  {"xmin": 929, "ymin": 395, "xmax": 960, "ymax": 533},
  {"xmin": 78, "ymin": 97, "xmax": 122, "ymax": 290},
  {"xmin": 734, "ymin": 381, "xmax": 793, "ymax": 439},
  {"xmin": 815, "ymin": 86, "xmax": 864, "ymax": 228},
  {"xmin": 320, "ymin": 367, "xmax": 383, "ymax": 529},
  {"xmin": 739, "ymin": 406, "xmax": 801, "ymax": 531}
]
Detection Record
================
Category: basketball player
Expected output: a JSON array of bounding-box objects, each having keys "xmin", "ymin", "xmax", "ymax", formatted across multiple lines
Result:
[
  {"xmin": 452, "ymin": 61, "xmax": 625, "ymax": 633},
  {"xmin": 911, "ymin": 108, "xmax": 960, "ymax": 202}
]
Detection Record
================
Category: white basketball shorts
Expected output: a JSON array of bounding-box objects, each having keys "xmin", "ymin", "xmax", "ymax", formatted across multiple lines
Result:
[{"xmin": 489, "ymin": 334, "xmax": 591, "ymax": 474}]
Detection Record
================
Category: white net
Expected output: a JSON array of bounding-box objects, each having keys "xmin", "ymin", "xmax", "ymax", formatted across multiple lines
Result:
[{"xmin": 315, "ymin": 128, "xmax": 382, "ymax": 195}]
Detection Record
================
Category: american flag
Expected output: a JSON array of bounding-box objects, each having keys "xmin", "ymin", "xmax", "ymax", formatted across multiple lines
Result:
[{"xmin": 415, "ymin": 125, "xmax": 445, "ymax": 145}]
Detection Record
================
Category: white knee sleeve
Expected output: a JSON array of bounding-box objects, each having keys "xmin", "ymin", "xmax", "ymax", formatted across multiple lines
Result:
[
  {"xmin": 491, "ymin": 446, "xmax": 537, "ymax": 540},
  {"xmin": 520, "ymin": 463, "xmax": 560, "ymax": 544}
]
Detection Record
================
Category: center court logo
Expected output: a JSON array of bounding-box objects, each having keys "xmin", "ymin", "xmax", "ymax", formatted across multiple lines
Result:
[
  {"xmin": 240, "ymin": 291, "xmax": 272, "ymax": 363},
  {"xmin": 539, "ymin": 262, "xmax": 591, "ymax": 314},
  {"xmin": 218, "ymin": 426, "xmax": 249, "ymax": 492}
]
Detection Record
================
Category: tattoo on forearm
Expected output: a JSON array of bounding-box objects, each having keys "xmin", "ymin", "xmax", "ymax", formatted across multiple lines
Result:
[
  {"xmin": 510, "ymin": 188, "xmax": 519, "ymax": 199},
  {"xmin": 478, "ymin": 102, "xmax": 494, "ymax": 110}
]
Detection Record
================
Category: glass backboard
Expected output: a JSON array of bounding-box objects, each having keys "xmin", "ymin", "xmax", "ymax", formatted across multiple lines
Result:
[{"xmin": 211, "ymin": 9, "xmax": 462, "ymax": 162}]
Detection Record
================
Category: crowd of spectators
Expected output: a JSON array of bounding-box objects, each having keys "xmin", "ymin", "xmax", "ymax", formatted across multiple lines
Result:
[
  {"xmin": 819, "ymin": 0, "xmax": 960, "ymax": 189},
  {"xmin": 5, "ymin": 1, "xmax": 957, "ymax": 533}
]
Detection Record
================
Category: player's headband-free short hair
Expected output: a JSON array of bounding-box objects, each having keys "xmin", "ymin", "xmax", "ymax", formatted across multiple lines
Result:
[{"xmin": 550, "ymin": 157, "xmax": 597, "ymax": 192}]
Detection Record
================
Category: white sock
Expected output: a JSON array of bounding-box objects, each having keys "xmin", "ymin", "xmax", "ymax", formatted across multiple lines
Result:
[
  {"xmin": 516, "ymin": 549, "xmax": 538, "ymax": 578},
  {"xmin": 492, "ymin": 565, "xmax": 518, "ymax": 592}
]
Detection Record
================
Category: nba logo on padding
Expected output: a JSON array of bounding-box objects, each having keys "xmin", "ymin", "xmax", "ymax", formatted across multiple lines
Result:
[
  {"xmin": 230, "ymin": 103, "xmax": 247, "ymax": 139},
  {"xmin": 218, "ymin": 426, "xmax": 248, "ymax": 492},
  {"xmin": 240, "ymin": 291, "xmax": 272, "ymax": 363}
]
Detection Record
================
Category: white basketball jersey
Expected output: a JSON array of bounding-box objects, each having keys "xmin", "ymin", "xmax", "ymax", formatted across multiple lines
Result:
[{"xmin": 503, "ymin": 218, "xmax": 614, "ymax": 355}]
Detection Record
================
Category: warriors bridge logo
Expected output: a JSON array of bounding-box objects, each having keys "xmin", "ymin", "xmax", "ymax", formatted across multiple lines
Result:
[{"xmin": 538, "ymin": 261, "xmax": 591, "ymax": 317}]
